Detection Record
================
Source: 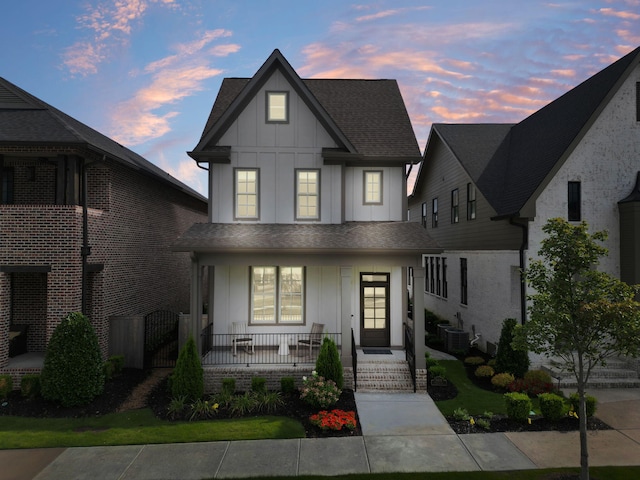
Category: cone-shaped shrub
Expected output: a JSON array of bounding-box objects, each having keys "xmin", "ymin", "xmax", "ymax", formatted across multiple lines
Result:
[
  {"xmin": 315, "ymin": 337, "xmax": 343, "ymax": 389},
  {"xmin": 169, "ymin": 335, "xmax": 204, "ymax": 402},
  {"xmin": 41, "ymin": 312, "xmax": 105, "ymax": 407},
  {"xmin": 495, "ymin": 318, "xmax": 530, "ymax": 378}
]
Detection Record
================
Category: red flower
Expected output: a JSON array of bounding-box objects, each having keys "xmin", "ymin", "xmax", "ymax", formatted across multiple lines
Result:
[{"xmin": 310, "ymin": 409, "xmax": 357, "ymax": 431}]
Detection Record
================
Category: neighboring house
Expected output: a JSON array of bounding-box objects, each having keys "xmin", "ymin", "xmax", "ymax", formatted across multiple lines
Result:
[
  {"xmin": 409, "ymin": 46, "xmax": 640, "ymax": 360},
  {"xmin": 173, "ymin": 49, "xmax": 439, "ymax": 391},
  {"xmin": 0, "ymin": 77, "xmax": 208, "ymax": 382}
]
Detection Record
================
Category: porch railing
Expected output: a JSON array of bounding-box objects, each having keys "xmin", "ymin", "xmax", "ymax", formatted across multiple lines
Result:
[
  {"xmin": 201, "ymin": 322, "xmax": 213, "ymax": 356},
  {"xmin": 351, "ymin": 328, "xmax": 357, "ymax": 391},
  {"xmin": 404, "ymin": 322, "xmax": 417, "ymax": 392},
  {"xmin": 200, "ymin": 332, "xmax": 341, "ymax": 366}
]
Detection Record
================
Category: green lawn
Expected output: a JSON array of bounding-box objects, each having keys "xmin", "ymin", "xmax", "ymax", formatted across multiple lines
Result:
[
  {"xmin": 0, "ymin": 408, "xmax": 305, "ymax": 449},
  {"xmin": 434, "ymin": 359, "xmax": 541, "ymax": 416}
]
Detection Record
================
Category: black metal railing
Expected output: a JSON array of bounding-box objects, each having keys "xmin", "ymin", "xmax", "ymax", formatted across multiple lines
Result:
[
  {"xmin": 351, "ymin": 328, "xmax": 357, "ymax": 391},
  {"xmin": 404, "ymin": 322, "xmax": 416, "ymax": 392},
  {"xmin": 201, "ymin": 322, "xmax": 213, "ymax": 356},
  {"xmin": 200, "ymin": 332, "xmax": 341, "ymax": 366}
]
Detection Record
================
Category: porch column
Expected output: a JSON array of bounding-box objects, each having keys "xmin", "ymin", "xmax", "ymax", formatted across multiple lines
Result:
[
  {"xmin": 340, "ymin": 266, "xmax": 353, "ymax": 365},
  {"xmin": 412, "ymin": 266, "xmax": 426, "ymax": 370},
  {"xmin": 189, "ymin": 254, "xmax": 203, "ymax": 355}
]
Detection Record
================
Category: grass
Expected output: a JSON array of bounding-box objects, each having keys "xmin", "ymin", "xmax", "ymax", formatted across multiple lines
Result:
[
  {"xmin": 202, "ymin": 467, "xmax": 640, "ymax": 480},
  {"xmin": 0, "ymin": 408, "xmax": 305, "ymax": 449},
  {"xmin": 434, "ymin": 360, "xmax": 540, "ymax": 416}
]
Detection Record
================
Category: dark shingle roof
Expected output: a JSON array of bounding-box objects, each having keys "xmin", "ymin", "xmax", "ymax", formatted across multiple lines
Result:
[
  {"xmin": 172, "ymin": 222, "xmax": 441, "ymax": 254},
  {"xmin": 416, "ymin": 46, "xmax": 640, "ymax": 217},
  {"xmin": 192, "ymin": 49, "xmax": 421, "ymax": 162},
  {"xmin": 0, "ymin": 77, "xmax": 206, "ymax": 201}
]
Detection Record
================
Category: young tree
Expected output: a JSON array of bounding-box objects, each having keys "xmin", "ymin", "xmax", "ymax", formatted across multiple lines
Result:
[{"xmin": 514, "ymin": 218, "xmax": 640, "ymax": 480}]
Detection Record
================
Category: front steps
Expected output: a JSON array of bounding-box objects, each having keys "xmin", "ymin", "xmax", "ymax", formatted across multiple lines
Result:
[
  {"xmin": 356, "ymin": 357, "xmax": 415, "ymax": 392},
  {"xmin": 542, "ymin": 357, "xmax": 640, "ymax": 389}
]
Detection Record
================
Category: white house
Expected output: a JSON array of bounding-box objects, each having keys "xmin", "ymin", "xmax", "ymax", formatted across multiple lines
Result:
[
  {"xmin": 408, "ymin": 46, "xmax": 640, "ymax": 365},
  {"xmin": 173, "ymin": 50, "xmax": 440, "ymax": 391}
]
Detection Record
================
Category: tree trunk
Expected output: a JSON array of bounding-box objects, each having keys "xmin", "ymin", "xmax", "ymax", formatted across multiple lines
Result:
[{"xmin": 578, "ymin": 355, "xmax": 589, "ymax": 480}]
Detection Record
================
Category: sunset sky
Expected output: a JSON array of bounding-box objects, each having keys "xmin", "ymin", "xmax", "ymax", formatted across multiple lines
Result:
[{"xmin": 2, "ymin": 0, "xmax": 639, "ymax": 195}]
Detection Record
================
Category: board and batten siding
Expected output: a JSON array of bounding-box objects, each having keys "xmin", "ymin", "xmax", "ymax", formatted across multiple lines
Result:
[{"xmin": 345, "ymin": 166, "xmax": 405, "ymax": 221}]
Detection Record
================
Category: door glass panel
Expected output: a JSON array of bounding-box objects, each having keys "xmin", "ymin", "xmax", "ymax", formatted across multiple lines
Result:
[
  {"xmin": 362, "ymin": 274, "xmax": 388, "ymax": 283},
  {"xmin": 363, "ymin": 286, "xmax": 386, "ymax": 329}
]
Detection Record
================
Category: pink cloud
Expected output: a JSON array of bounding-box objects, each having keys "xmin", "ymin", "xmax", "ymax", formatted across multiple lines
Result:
[
  {"xmin": 551, "ymin": 69, "xmax": 577, "ymax": 78},
  {"xmin": 597, "ymin": 7, "xmax": 640, "ymax": 20},
  {"xmin": 62, "ymin": 42, "xmax": 105, "ymax": 76}
]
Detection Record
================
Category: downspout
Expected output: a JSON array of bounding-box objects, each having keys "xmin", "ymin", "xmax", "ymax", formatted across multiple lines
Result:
[{"xmin": 509, "ymin": 217, "xmax": 528, "ymax": 325}]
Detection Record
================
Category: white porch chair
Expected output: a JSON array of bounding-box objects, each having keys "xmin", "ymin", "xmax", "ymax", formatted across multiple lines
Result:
[
  {"xmin": 231, "ymin": 322, "xmax": 254, "ymax": 356},
  {"xmin": 296, "ymin": 322, "xmax": 324, "ymax": 356}
]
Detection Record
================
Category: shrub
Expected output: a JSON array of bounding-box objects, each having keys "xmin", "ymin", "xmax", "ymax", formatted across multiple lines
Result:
[
  {"xmin": 491, "ymin": 372, "xmax": 515, "ymax": 390},
  {"xmin": 464, "ymin": 356, "xmax": 485, "ymax": 366},
  {"xmin": 507, "ymin": 377, "xmax": 554, "ymax": 396},
  {"xmin": 169, "ymin": 335, "xmax": 204, "ymax": 402},
  {"xmin": 230, "ymin": 392, "xmax": 258, "ymax": 416},
  {"xmin": 474, "ymin": 365, "xmax": 495, "ymax": 378},
  {"xmin": 256, "ymin": 391, "xmax": 284, "ymax": 413},
  {"xmin": 475, "ymin": 417, "xmax": 491, "ymax": 431},
  {"xmin": 20, "ymin": 374, "xmax": 41, "ymax": 399},
  {"xmin": 569, "ymin": 393, "xmax": 597, "ymax": 418},
  {"xmin": 41, "ymin": 312, "xmax": 105, "ymax": 407},
  {"xmin": 189, "ymin": 398, "xmax": 219, "ymax": 420},
  {"xmin": 103, "ymin": 360, "xmax": 115, "ymax": 381},
  {"xmin": 299, "ymin": 371, "xmax": 341, "ymax": 408},
  {"xmin": 167, "ymin": 395, "xmax": 188, "ymax": 420},
  {"xmin": 0, "ymin": 374, "xmax": 13, "ymax": 400},
  {"xmin": 524, "ymin": 369, "xmax": 553, "ymax": 384},
  {"xmin": 280, "ymin": 377, "xmax": 296, "ymax": 394},
  {"xmin": 495, "ymin": 318, "xmax": 530, "ymax": 378},
  {"xmin": 108, "ymin": 355, "xmax": 125, "ymax": 374},
  {"xmin": 251, "ymin": 376, "xmax": 266, "ymax": 394},
  {"xmin": 428, "ymin": 365, "xmax": 447, "ymax": 379},
  {"xmin": 425, "ymin": 356, "xmax": 440, "ymax": 368},
  {"xmin": 315, "ymin": 337, "xmax": 344, "ymax": 389},
  {"xmin": 538, "ymin": 393, "xmax": 565, "ymax": 422},
  {"xmin": 221, "ymin": 378, "xmax": 236, "ymax": 395},
  {"xmin": 504, "ymin": 392, "xmax": 532, "ymax": 422},
  {"xmin": 453, "ymin": 407, "xmax": 470, "ymax": 421},
  {"xmin": 487, "ymin": 359, "xmax": 497, "ymax": 367}
]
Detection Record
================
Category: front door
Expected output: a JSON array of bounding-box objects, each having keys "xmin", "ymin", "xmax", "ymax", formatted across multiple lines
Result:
[{"xmin": 360, "ymin": 273, "xmax": 390, "ymax": 347}]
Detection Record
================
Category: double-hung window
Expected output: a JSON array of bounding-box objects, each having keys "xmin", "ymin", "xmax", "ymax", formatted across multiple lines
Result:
[
  {"xmin": 296, "ymin": 169, "xmax": 319, "ymax": 220},
  {"xmin": 451, "ymin": 189, "xmax": 459, "ymax": 224},
  {"xmin": 568, "ymin": 181, "xmax": 581, "ymax": 221},
  {"xmin": 266, "ymin": 91, "xmax": 288, "ymax": 123},
  {"xmin": 432, "ymin": 198, "xmax": 438, "ymax": 228},
  {"xmin": 421, "ymin": 202, "xmax": 427, "ymax": 228},
  {"xmin": 235, "ymin": 169, "xmax": 259, "ymax": 219},
  {"xmin": 364, "ymin": 171, "xmax": 382, "ymax": 204},
  {"xmin": 467, "ymin": 183, "xmax": 476, "ymax": 220},
  {"xmin": 251, "ymin": 266, "xmax": 304, "ymax": 324}
]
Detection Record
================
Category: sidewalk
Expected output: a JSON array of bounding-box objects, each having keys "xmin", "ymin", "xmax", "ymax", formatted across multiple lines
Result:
[{"xmin": 2, "ymin": 389, "xmax": 640, "ymax": 479}]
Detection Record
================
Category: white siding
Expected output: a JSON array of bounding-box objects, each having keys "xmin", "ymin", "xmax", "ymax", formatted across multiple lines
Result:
[{"xmin": 345, "ymin": 166, "xmax": 405, "ymax": 221}]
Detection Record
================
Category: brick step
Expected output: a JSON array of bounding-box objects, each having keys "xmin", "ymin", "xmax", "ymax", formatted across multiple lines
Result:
[{"xmin": 356, "ymin": 361, "xmax": 415, "ymax": 392}]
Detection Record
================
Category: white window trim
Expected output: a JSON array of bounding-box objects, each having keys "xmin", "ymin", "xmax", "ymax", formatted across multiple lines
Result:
[{"xmin": 250, "ymin": 266, "xmax": 305, "ymax": 325}]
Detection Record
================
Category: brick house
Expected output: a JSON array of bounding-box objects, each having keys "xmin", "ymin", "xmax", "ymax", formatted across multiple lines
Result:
[
  {"xmin": 0, "ymin": 77, "xmax": 208, "ymax": 382},
  {"xmin": 173, "ymin": 49, "xmax": 440, "ymax": 392}
]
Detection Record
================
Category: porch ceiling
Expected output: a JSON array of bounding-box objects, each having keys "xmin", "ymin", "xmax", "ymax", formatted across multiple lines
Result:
[{"xmin": 172, "ymin": 221, "xmax": 442, "ymax": 257}]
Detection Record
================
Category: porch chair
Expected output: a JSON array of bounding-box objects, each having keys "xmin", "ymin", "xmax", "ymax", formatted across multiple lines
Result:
[
  {"xmin": 296, "ymin": 322, "xmax": 324, "ymax": 356},
  {"xmin": 231, "ymin": 322, "xmax": 254, "ymax": 356}
]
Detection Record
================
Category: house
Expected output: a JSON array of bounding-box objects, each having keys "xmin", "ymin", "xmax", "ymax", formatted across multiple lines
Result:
[
  {"xmin": 0, "ymin": 77, "xmax": 208, "ymax": 383},
  {"xmin": 173, "ymin": 49, "xmax": 440, "ymax": 392},
  {"xmin": 408, "ymin": 46, "xmax": 640, "ymax": 365}
]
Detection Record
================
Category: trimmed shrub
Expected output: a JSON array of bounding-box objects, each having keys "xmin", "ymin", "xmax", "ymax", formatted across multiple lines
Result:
[
  {"xmin": 464, "ymin": 356, "xmax": 485, "ymax": 366},
  {"xmin": 109, "ymin": 355, "xmax": 125, "ymax": 374},
  {"xmin": 280, "ymin": 377, "xmax": 296, "ymax": 394},
  {"xmin": 491, "ymin": 372, "xmax": 515, "ymax": 390},
  {"xmin": 428, "ymin": 365, "xmax": 447, "ymax": 379},
  {"xmin": 0, "ymin": 374, "xmax": 13, "ymax": 400},
  {"xmin": 569, "ymin": 393, "xmax": 597, "ymax": 418},
  {"xmin": 538, "ymin": 393, "xmax": 565, "ymax": 422},
  {"xmin": 507, "ymin": 377, "xmax": 554, "ymax": 396},
  {"xmin": 504, "ymin": 392, "xmax": 532, "ymax": 422},
  {"xmin": 524, "ymin": 369, "xmax": 553, "ymax": 384},
  {"xmin": 474, "ymin": 365, "xmax": 495, "ymax": 378},
  {"xmin": 251, "ymin": 376, "xmax": 266, "ymax": 394},
  {"xmin": 41, "ymin": 312, "xmax": 105, "ymax": 407},
  {"xmin": 20, "ymin": 374, "xmax": 41, "ymax": 399},
  {"xmin": 453, "ymin": 407, "xmax": 470, "ymax": 421},
  {"xmin": 315, "ymin": 337, "xmax": 344, "ymax": 389},
  {"xmin": 495, "ymin": 318, "xmax": 530, "ymax": 378},
  {"xmin": 169, "ymin": 335, "xmax": 204, "ymax": 402},
  {"xmin": 103, "ymin": 360, "xmax": 115, "ymax": 381},
  {"xmin": 487, "ymin": 359, "xmax": 497, "ymax": 367},
  {"xmin": 221, "ymin": 378, "xmax": 236, "ymax": 395}
]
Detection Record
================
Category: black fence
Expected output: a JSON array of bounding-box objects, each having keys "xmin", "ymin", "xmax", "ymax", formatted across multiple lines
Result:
[
  {"xmin": 144, "ymin": 310, "xmax": 179, "ymax": 368},
  {"xmin": 200, "ymin": 332, "xmax": 341, "ymax": 366}
]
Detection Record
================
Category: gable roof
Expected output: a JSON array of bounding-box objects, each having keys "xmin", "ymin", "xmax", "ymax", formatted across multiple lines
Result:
[
  {"xmin": 414, "ymin": 46, "xmax": 640, "ymax": 218},
  {"xmin": 189, "ymin": 49, "xmax": 421, "ymax": 163},
  {"xmin": 0, "ymin": 77, "xmax": 205, "ymax": 201}
]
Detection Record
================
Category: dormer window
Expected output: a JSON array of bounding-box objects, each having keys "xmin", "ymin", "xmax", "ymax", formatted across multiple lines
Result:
[{"xmin": 266, "ymin": 91, "xmax": 289, "ymax": 123}]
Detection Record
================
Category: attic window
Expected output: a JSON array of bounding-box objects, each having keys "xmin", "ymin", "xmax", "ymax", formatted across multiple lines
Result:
[{"xmin": 266, "ymin": 91, "xmax": 288, "ymax": 123}]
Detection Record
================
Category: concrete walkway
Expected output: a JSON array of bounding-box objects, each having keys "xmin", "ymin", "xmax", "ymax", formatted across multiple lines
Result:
[{"xmin": 2, "ymin": 389, "xmax": 640, "ymax": 479}]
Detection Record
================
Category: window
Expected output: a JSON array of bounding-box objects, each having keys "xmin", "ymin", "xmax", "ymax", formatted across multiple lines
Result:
[
  {"xmin": 1, "ymin": 167, "xmax": 14, "ymax": 204},
  {"xmin": 364, "ymin": 171, "xmax": 382, "ymax": 204},
  {"xmin": 432, "ymin": 198, "xmax": 438, "ymax": 228},
  {"xmin": 451, "ymin": 189, "xmax": 459, "ymax": 223},
  {"xmin": 251, "ymin": 266, "xmax": 304, "ymax": 324},
  {"xmin": 235, "ymin": 169, "xmax": 259, "ymax": 219},
  {"xmin": 467, "ymin": 183, "xmax": 476, "ymax": 220},
  {"xmin": 430, "ymin": 257, "xmax": 435, "ymax": 293},
  {"xmin": 296, "ymin": 170, "xmax": 319, "ymax": 220},
  {"xmin": 460, "ymin": 258, "xmax": 468, "ymax": 305},
  {"xmin": 424, "ymin": 256, "xmax": 447, "ymax": 298},
  {"xmin": 266, "ymin": 91, "xmax": 288, "ymax": 123},
  {"xmin": 435, "ymin": 258, "xmax": 441, "ymax": 296},
  {"xmin": 442, "ymin": 258, "xmax": 448, "ymax": 299},
  {"xmin": 568, "ymin": 181, "xmax": 581, "ymax": 221},
  {"xmin": 421, "ymin": 202, "xmax": 427, "ymax": 228}
]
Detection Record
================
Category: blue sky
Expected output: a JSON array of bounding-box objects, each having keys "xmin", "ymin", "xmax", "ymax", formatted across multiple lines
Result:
[{"xmin": 2, "ymin": 0, "xmax": 639, "ymax": 195}]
